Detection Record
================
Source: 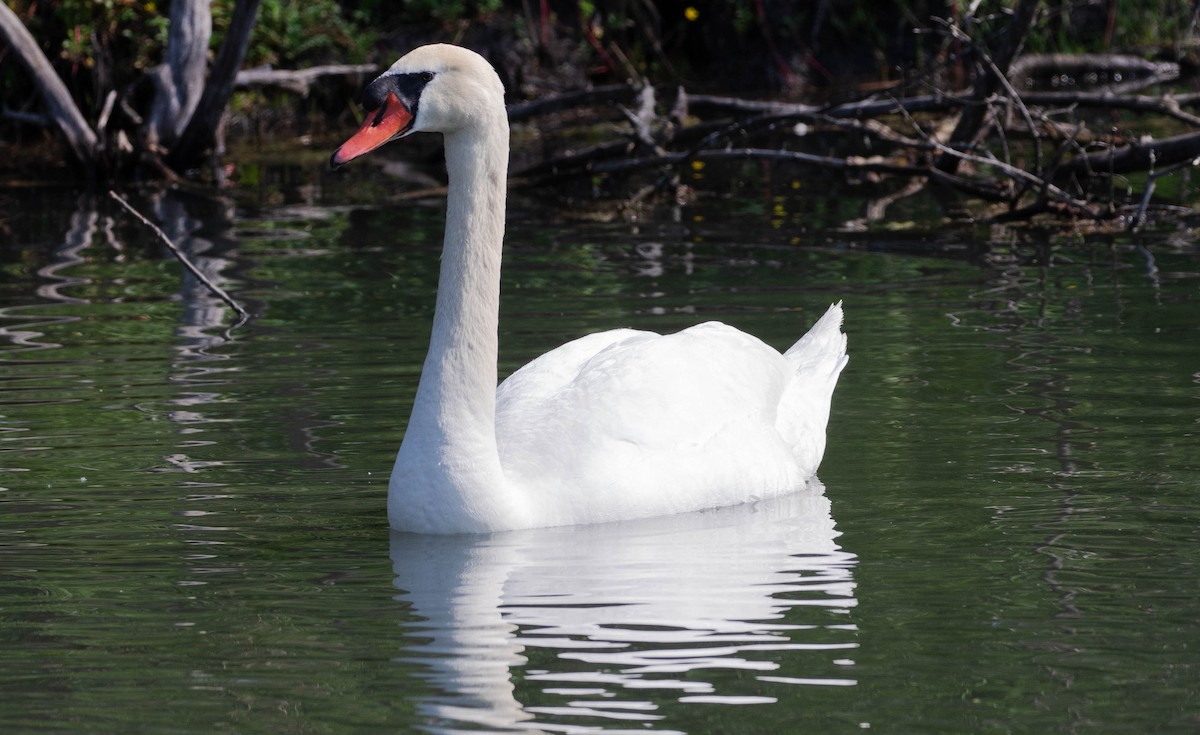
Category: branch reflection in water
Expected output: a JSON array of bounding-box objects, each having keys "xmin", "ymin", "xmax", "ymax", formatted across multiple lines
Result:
[{"xmin": 390, "ymin": 482, "xmax": 857, "ymax": 732}]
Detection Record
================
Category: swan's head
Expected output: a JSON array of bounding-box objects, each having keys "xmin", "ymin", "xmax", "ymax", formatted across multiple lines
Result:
[{"xmin": 331, "ymin": 44, "xmax": 505, "ymax": 169}]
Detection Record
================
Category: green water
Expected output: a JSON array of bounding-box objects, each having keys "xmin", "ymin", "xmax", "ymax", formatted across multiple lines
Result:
[{"xmin": 1, "ymin": 176, "xmax": 1198, "ymax": 733}]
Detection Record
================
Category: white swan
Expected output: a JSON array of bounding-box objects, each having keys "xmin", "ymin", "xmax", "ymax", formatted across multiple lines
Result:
[{"xmin": 332, "ymin": 44, "xmax": 848, "ymax": 534}]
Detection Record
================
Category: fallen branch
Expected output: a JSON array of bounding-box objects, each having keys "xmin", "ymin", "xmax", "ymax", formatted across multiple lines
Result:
[
  {"xmin": 590, "ymin": 146, "xmax": 920, "ymax": 177},
  {"xmin": 1058, "ymin": 130, "xmax": 1200, "ymax": 177},
  {"xmin": 235, "ymin": 63, "xmax": 378, "ymax": 96},
  {"xmin": 1017, "ymin": 91, "xmax": 1200, "ymax": 128},
  {"xmin": 895, "ymin": 102, "xmax": 1101, "ymax": 218},
  {"xmin": 690, "ymin": 87, "xmax": 1200, "ymax": 130},
  {"xmin": 108, "ymin": 190, "xmax": 250, "ymax": 325},
  {"xmin": 490, "ymin": 7, "xmax": 1171, "ymax": 223},
  {"xmin": 1008, "ymin": 53, "xmax": 1180, "ymax": 90},
  {"xmin": 686, "ymin": 92, "xmax": 957, "ymax": 120},
  {"xmin": 508, "ymin": 84, "xmax": 643, "ymax": 121}
]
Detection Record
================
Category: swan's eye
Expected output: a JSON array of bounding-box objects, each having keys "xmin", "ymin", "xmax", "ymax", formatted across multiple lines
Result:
[
  {"xmin": 421, "ymin": 71, "xmax": 435, "ymax": 82},
  {"xmin": 370, "ymin": 104, "xmax": 388, "ymax": 127}
]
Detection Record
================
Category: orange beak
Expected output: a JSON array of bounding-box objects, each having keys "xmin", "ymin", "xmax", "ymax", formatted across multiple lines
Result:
[{"xmin": 330, "ymin": 93, "xmax": 414, "ymax": 169}]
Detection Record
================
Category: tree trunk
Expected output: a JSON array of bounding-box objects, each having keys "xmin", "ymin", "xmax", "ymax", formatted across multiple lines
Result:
[
  {"xmin": 0, "ymin": 2, "xmax": 98, "ymax": 172},
  {"xmin": 145, "ymin": 0, "xmax": 212, "ymax": 149},
  {"xmin": 168, "ymin": 0, "xmax": 263, "ymax": 170}
]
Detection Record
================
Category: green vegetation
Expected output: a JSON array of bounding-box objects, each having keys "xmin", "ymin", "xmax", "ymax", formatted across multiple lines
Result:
[
  {"xmin": 10, "ymin": 1, "xmax": 1197, "ymax": 98},
  {"xmin": 54, "ymin": 0, "xmax": 169, "ymax": 72},
  {"xmin": 10, "ymin": 0, "xmax": 373, "ymax": 72},
  {"xmin": 1031, "ymin": 0, "xmax": 1197, "ymax": 52},
  {"xmin": 230, "ymin": 0, "xmax": 375, "ymax": 67}
]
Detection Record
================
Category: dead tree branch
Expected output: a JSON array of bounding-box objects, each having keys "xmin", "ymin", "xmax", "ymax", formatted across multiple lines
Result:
[
  {"xmin": 1018, "ymin": 91, "xmax": 1200, "ymax": 128},
  {"xmin": 235, "ymin": 64, "xmax": 378, "ymax": 95},
  {"xmin": 1008, "ymin": 53, "xmax": 1180, "ymax": 91},
  {"xmin": 508, "ymin": 85, "xmax": 643, "ymax": 121},
  {"xmin": 1058, "ymin": 131, "xmax": 1200, "ymax": 177}
]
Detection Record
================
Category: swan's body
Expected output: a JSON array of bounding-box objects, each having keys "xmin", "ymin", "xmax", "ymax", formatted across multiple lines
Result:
[{"xmin": 332, "ymin": 45, "xmax": 848, "ymax": 534}]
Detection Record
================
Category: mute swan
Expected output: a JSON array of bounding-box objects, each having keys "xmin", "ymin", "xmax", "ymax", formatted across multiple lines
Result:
[{"xmin": 331, "ymin": 44, "xmax": 848, "ymax": 534}]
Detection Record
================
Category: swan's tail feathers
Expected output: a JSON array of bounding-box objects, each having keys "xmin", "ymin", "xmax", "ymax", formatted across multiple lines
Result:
[
  {"xmin": 777, "ymin": 302, "xmax": 848, "ymax": 473},
  {"xmin": 785, "ymin": 301, "xmax": 848, "ymax": 379}
]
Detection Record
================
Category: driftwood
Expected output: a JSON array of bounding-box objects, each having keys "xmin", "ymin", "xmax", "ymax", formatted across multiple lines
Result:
[{"xmin": 1019, "ymin": 90, "xmax": 1200, "ymax": 127}]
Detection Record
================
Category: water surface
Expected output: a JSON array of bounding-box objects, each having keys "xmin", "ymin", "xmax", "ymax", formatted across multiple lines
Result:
[{"xmin": 1, "ymin": 172, "xmax": 1198, "ymax": 732}]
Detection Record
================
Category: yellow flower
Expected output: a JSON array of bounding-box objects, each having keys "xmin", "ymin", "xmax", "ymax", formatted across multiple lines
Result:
[{"xmin": 684, "ymin": 7, "xmax": 699, "ymax": 21}]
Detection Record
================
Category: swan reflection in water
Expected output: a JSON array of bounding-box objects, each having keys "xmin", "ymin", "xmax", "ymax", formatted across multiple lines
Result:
[{"xmin": 390, "ymin": 482, "xmax": 857, "ymax": 732}]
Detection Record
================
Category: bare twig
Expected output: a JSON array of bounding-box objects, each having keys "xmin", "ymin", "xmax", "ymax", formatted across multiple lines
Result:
[
  {"xmin": 108, "ymin": 190, "xmax": 250, "ymax": 325},
  {"xmin": 687, "ymin": 92, "xmax": 957, "ymax": 120},
  {"xmin": 934, "ymin": 0, "xmax": 1041, "ymax": 174},
  {"xmin": 588, "ymin": 147, "xmax": 922, "ymax": 177},
  {"xmin": 895, "ymin": 100, "xmax": 1101, "ymax": 217},
  {"xmin": 1129, "ymin": 154, "xmax": 1200, "ymax": 231},
  {"xmin": 96, "ymin": 90, "xmax": 118, "ymax": 136}
]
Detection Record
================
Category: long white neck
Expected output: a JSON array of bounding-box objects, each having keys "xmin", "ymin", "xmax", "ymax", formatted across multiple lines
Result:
[
  {"xmin": 397, "ymin": 111, "xmax": 517, "ymax": 525},
  {"xmin": 416, "ymin": 123, "xmax": 508, "ymax": 429}
]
